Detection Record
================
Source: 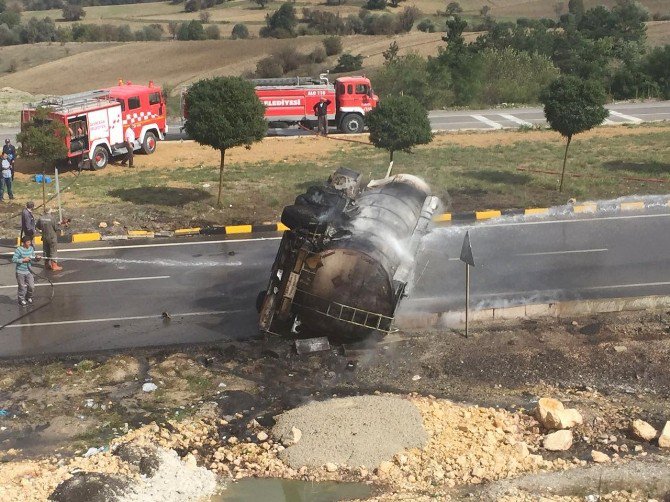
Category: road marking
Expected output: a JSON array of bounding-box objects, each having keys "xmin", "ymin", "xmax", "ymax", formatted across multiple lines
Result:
[
  {"xmin": 0, "ymin": 276, "xmax": 170, "ymax": 289},
  {"xmin": 608, "ymin": 110, "xmax": 643, "ymax": 124},
  {"xmin": 516, "ymin": 248, "xmax": 607, "ymax": 256},
  {"xmin": 473, "ymin": 212, "xmax": 670, "ymax": 228},
  {"xmin": 1, "ymin": 236, "xmax": 283, "ymax": 254},
  {"xmin": 3, "ymin": 309, "xmax": 244, "ymax": 328},
  {"xmin": 603, "ymin": 118, "xmax": 616, "ymax": 125},
  {"xmin": 471, "ymin": 115, "xmax": 504, "ymax": 129},
  {"xmin": 499, "ymin": 114, "xmax": 532, "ymax": 127}
]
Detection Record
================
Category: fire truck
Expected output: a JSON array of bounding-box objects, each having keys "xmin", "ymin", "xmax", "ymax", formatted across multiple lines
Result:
[
  {"xmin": 182, "ymin": 74, "xmax": 378, "ymax": 134},
  {"xmin": 21, "ymin": 81, "xmax": 167, "ymax": 170}
]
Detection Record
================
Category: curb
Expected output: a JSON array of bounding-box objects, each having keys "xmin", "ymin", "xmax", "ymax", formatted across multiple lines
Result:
[
  {"xmin": 396, "ymin": 295, "xmax": 670, "ymax": 330},
  {"xmin": 0, "ymin": 198, "xmax": 666, "ymax": 248}
]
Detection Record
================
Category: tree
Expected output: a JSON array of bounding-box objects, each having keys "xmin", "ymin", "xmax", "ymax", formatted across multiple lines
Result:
[
  {"xmin": 184, "ymin": 77, "xmax": 266, "ymax": 207},
  {"xmin": 252, "ymin": 0, "xmax": 267, "ymax": 8},
  {"xmin": 62, "ymin": 3, "xmax": 85, "ymax": 21},
  {"xmin": 199, "ymin": 10, "xmax": 211, "ymax": 23},
  {"xmin": 259, "ymin": 3, "xmax": 297, "ymax": 38},
  {"xmin": 480, "ymin": 5, "xmax": 490, "ymax": 18},
  {"xmin": 568, "ymin": 0, "xmax": 584, "ymax": 20},
  {"xmin": 365, "ymin": 95, "xmax": 433, "ymax": 176},
  {"xmin": 231, "ymin": 23, "xmax": 249, "ymax": 39},
  {"xmin": 382, "ymin": 40, "xmax": 399, "ymax": 62},
  {"xmin": 445, "ymin": 1, "xmax": 462, "ymax": 15},
  {"xmin": 333, "ymin": 52, "xmax": 362, "ymax": 72},
  {"xmin": 540, "ymin": 76, "xmax": 608, "ymax": 192},
  {"xmin": 322, "ymin": 35, "xmax": 342, "ymax": 55},
  {"xmin": 645, "ymin": 45, "xmax": 670, "ymax": 98}
]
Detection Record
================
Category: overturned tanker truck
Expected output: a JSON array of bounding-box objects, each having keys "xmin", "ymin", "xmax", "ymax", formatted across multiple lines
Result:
[{"xmin": 257, "ymin": 168, "xmax": 440, "ymax": 342}]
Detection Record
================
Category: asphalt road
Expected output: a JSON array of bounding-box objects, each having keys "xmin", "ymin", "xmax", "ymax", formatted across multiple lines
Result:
[
  {"xmin": 1, "ymin": 101, "xmax": 667, "ymax": 143},
  {"xmin": 2, "ymin": 207, "xmax": 670, "ymax": 358}
]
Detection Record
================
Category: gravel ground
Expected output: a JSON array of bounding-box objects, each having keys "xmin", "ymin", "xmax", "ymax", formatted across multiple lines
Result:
[{"xmin": 272, "ymin": 395, "xmax": 427, "ymax": 469}]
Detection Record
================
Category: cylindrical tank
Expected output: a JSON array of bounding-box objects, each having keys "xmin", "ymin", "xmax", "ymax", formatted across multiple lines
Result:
[{"xmin": 292, "ymin": 174, "xmax": 432, "ymax": 341}]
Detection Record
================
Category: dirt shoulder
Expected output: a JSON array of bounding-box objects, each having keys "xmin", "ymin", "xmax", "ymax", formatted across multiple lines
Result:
[
  {"xmin": 1, "ymin": 123, "xmax": 668, "ymax": 239},
  {"xmin": 1, "ymin": 309, "xmax": 669, "ymax": 500}
]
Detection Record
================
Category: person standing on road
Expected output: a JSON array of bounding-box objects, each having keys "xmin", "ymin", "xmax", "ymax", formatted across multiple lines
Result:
[
  {"xmin": 12, "ymin": 235, "xmax": 38, "ymax": 306},
  {"xmin": 36, "ymin": 209, "xmax": 62, "ymax": 271},
  {"xmin": 0, "ymin": 153, "xmax": 13, "ymax": 201},
  {"xmin": 3, "ymin": 139, "xmax": 16, "ymax": 180},
  {"xmin": 313, "ymin": 96, "xmax": 331, "ymax": 136},
  {"xmin": 121, "ymin": 127, "xmax": 135, "ymax": 168},
  {"xmin": 21, "ymin": 201, "xmax": 36, "ymax": 241}
]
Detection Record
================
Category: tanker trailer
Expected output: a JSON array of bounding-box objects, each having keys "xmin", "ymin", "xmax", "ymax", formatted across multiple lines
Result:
[{"xmin": 258, "ymin": 168, "xmax": 440, "ymax": 342}]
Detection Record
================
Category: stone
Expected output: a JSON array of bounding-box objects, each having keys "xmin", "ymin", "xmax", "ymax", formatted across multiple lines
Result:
[
  {"xmin": 324, "ymin": 462, "xmax": 337, "ymax": 472},
  {"xmin": 515, "ymin": 442, "xmax": 530, "ymax": 458},
  {"xmin": 377, "ymin": 461, "xmax": 393, "ymax": 475},
  {"xmin": 543, "ymin": 430, "xmax": 573, "ymax": 451},
  {"xmin": 256, "ymin": 431, "xmax": 268, "ymax": 442},
  {"xmin": 591, "ymin": 450, "xmax": 610, "ymax": 463},
  {"xmin": 98, "ymin": 222, "xmax": 108, "ymax": 228},
  {"xmin": 631, "ymin": 419, "xmax": 657, "ymax": 442},
  {"xmin": 613, "ymin": 345, "xmax": 628, "ymax": 353},
  {"xmin": 659, "ymin": 422, "xmax": 670, "ymax": 448},
  {"xmin": 536, "ymin": 398, "xmax": 582, "ymax": 430}
]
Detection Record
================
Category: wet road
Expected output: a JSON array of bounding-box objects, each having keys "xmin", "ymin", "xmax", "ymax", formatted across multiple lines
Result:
[{"xmin": 1, "ymin": 207, "xmax": 670, "ymax": 357}]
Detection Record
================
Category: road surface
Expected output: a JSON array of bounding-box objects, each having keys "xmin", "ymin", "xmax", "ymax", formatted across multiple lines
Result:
[
  {"xmin": 1, "ymin": 101, "xmax": 667, "ymax": 143},
  {"xmin": 2, "ymin": 206, "xmax": 670, "ymax": 358}
]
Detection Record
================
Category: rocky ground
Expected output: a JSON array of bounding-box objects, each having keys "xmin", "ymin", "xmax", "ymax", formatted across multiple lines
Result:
[{"xmin": 1, "ymin": 310, "xmax": 670, "ymax": 500}]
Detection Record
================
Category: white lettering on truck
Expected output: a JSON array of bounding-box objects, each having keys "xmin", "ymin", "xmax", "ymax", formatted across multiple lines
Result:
[{"xmin": 262, "ymin": 98, "xmax": 302, "ymax": 107}]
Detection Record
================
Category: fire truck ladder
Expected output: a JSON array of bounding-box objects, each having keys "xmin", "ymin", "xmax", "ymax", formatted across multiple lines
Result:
[
  {"xmin": 252, "ymin": 73, "xmax": 330, "ymax": 87},
  {"xmin": 34, "ymin": 90, "xmax": 113, "ymax": 113}
]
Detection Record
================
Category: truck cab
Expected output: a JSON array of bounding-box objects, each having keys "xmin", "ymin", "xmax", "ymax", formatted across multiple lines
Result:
[{"xmin": 335, "ymin": 76, "xmax": 379, "ymax": 134}]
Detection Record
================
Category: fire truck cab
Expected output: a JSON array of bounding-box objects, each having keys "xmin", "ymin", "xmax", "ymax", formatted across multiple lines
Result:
[{"xmin": 21, "ymin": 81, "xmax": 167, "ymax": 170}]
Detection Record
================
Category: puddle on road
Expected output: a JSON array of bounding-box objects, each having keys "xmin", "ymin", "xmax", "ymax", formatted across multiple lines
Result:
[{"xmin": 210, "ymin": 478, "xmax": 375, "ymax": 502}]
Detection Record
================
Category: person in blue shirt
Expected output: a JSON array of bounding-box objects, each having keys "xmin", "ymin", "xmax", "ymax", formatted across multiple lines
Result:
[{"xmin": 12, "ymin": 236, "xmax": 39, "ymax": 306}]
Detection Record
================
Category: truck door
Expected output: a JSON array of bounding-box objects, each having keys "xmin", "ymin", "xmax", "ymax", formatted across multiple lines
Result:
[
  {"xmin": 148, "ymin": 90, "xmax": 164, "ymax": 125},
  {"xmin": 108, "ymin": 105, "xmax": 123, "ymax": 145}
]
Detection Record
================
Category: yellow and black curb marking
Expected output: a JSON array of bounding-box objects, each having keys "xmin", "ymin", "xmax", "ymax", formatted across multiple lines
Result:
[{"xmin": 0, "ymin": 199, "xmax": 661, "ymax": 248}]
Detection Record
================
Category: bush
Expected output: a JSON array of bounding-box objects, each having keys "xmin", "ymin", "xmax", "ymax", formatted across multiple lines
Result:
[
  {"xmin": 397, "ymin": 5, "xmax": 420, "ymax": 32},
  {"xmin": 272, "ymin": 45, "xmax": 305, "ymax": 72},
  {"xmin": 62, "ymin": 3, "xmax": 85, "ymax": 21},
  {"xmin": 303, "ymin": 9, "xmax": 346, "ymax": 35},
  {"xmin": 364, "ymin": 0, "xmax": 386, "ymax": 10},
  {"xmin": 184, "ymin": 0, "xmax": 199, "ymax": 11},
  {"xmin": 177, "ymin": 20, "xmax": 205, "ymax": 40},
  {"xmin": 417, "ymin": 18, "xmax": 435, "ymax": 32},
  {"xmin": 231, "ymin": 23, "xmax": 249, "ymax": 39},
  {"xmin": 259, "ymin": 3, "xmax": 297, "ymax": 38},
  {"xmin": 334, "ymin": 52, "xmax": 363, "ymax": 72},
  {"xmin": 322, "ymin": 35, "xmax": 342, "ymax": 56},
  {"xmin": 255, "ymin": 57, "xmax": 284, "ymax": 77},
  {"xmin": 309, "ymin": 45, "xmax": 327, "ymax": 63},
  {"xmin": 345, "ymin": 14, "xmax": 364, "ymax": 33},
  {"xmin": 199, "ymin": 10, "xmax": 211, "ymax": 23},
  {"xmin": 364, "ymin": 12, "xmax": 397, "ymax": 35},
  {"xmin": 205, "ymin": 24, "xmax": 220, "ymax": 39}
]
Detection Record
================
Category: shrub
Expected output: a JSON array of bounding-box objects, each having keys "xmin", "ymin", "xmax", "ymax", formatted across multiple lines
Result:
[
  {"xmin": 272, "ymin": 45, "xmax": 305, "ymax": 72},
  {"xmin": 417, "ymin": 18, "xmax": 435, "ymax": 32},
  {"xmin": 303, "ymin": 9, "xmax": 346, "ymax": 35},
  {"xmin": 255, "ymin": 57, "xmax": 284, "ymax": 77},
  {"xmin": 365, "ymin": 0, "xmax": 386, "ymax": 10},
  {"xmin": 309, "ymin": 45, "xmax": 327, "ymax": 63},
  {"xmin": 322, "ymin": 35, "xmax": 342, "ymax": 56},
  {"xmin": 334, "ymin": 52, "xmax": 363, "ymax": 72},
  {"xmin": 62, "ymin": 3, "xmax": 85, "ymax": 21},
  {"xmin": 184, "ymin": 0, "xmax": 199, "ymax": 11},
  {"xmin": 199, "ymin": 10, "xmax": 211, "ymax": 23},
  {"xmin": 205, "ymin": 24, "xmax": 220, "ymax": 39},
  {"xmin": 397, "ymin": 5, "xmax": 421, "ymax": 32},
  {"xmin": 231, "ymin": 23, "xmax": 249, "ymax": 39},
  {"xmin": 260, "ymin": 3, "xmax": 297, "ymax": 38}
]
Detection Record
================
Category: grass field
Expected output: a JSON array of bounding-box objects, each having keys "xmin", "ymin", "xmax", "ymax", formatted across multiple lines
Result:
[{"xmin": 1, "ymin": 123, "xmax": 668, "ymax": 236}]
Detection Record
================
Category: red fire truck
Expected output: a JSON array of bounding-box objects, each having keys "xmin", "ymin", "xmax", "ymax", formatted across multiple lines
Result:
[
  {"xmin": 182, "ymin": 74, "xmax": 378, "ymax": 134},
  {"xmin": 21, "ymin": 81, "xmax": 167, "ymax": 170}
]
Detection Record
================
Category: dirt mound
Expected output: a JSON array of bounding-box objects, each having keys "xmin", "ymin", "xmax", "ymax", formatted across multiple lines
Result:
[{"xmin": 272, "ymin": 395, "xmax": 427, "ymax": 469}]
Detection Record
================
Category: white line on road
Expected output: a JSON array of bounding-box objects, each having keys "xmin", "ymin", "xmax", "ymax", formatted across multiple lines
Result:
[
  {"xmin": 471, "ymin": 115, "xmax": 504, "ymax": 129},
  {"xmin": 0, "ymin": 276, "xmax": 170, "ymax": 289},
  {"xmin": 499, "ymin": 114, "xmax": 533, "ymax": 127},
  {"xmin": 474, "ymin": 212, "xmax": 670, "ymax": 228},
  {"xmin": 608, "ymin": 110, "xmax": 643, "ymax": 124},
  {"xmin": 603, "ymin": 118, "xmax": 616, "ymax": 125},
  {"xmin": 3, "ymin": 309, "xmax": 244, "ymax": 328},
  {"xmin": 516, "ymin": 248, "xmax": 608, "ymax": 256}
]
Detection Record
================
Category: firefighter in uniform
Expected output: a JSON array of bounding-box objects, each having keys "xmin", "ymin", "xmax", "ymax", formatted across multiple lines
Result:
[
  {"xmin": 36, "ymin": 209, "xmax": 63, "ymax": 271},
  {"xmin": 121, "ymin": 127, "xmax": 136, "ymax": 167},
  {"xmin": 313, "ymin": 96, "xmax": 331, "ymax": 136}
]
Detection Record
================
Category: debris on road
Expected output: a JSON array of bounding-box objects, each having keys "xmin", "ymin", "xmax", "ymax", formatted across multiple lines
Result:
[
  {"xmin": 543, "ymin": 430, "xmax": 573, "ymax": 451},
  {"xmin": 631, "ymin": 419, "xmax": 657, "ymax": 442},
  {"xmin": 535, "ymin": 397, "xmax": 583, "ymax": 430}
]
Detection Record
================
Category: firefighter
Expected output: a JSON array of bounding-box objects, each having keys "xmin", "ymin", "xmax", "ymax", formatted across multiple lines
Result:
[
  {"xmin": 313, "ymin": 96, "xmax": 331, "ymax": 136},
  {"xmin": 121, "ymin": 127, "xmax": 135, "ymax": 168},
  {"xmin": 36, "ymin": 208, "xmax": 63, "ymax": 272},
  {"xmin": 21, "ymin": 201, "xmax": 36, "ymax": 241},
  {"xmin": 12, "ymin": 235, "xmax": 38, "ymax": 306}
]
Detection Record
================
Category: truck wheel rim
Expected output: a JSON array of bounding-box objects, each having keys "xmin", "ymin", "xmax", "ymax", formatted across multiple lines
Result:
[{"xmin": 148, "ymin": 137, "xmax": 155, "ymax": 149}]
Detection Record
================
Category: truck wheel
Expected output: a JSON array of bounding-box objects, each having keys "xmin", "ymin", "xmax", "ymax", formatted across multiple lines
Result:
[
  {"xmin": 91, "ymin": 146, "xmax": 109, "ymax": 170},
  {"xmin": 340, "ymin": 114, "xmax": 364, "ymax": 134},
  {"xmin": 142, "ymin": 131, "xmax": 157, "ymax": 154}
]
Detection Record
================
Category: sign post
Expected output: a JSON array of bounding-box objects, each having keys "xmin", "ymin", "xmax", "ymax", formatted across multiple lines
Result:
[
  {"xmin": 55, "ymin": 168, "xmax": 63, "ymax": 224},
  {"xmin": 459, "ymin": 231, "xmax": 475, "ymax": 337}
]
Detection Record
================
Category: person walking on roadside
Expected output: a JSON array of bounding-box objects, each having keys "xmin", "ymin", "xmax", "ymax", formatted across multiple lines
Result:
[
  {"xmin": 21, "ymin": 201, "xmax": 36, "ymax": 241},
  {"xmin": 313, "ymin": 96, "xmax": 331, "ymax": 136},
  {"xmin": 0, "ymin": 153, "xmax": 13, "ymax": 201},
  {"xmin": 37, "ymin": 208, "xmax": 62, "ymax": 271},
  {"xmin": 12, "ymin": 235, "xmax": 38, "ymax": 306},
  {"xmin": 3, "ymin": 139, "xmax": 16, "ymax": 180},
  {"xmin": 121, "ymin": 127, "xmax": 135, "ymax": 168}
]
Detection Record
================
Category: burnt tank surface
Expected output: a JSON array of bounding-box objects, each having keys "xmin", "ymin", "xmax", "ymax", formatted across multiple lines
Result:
[{"xmin": 258, "ymin": 168, "xmax": 440, "ymax": 342}]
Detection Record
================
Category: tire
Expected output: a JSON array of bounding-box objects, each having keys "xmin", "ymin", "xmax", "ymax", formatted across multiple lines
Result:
[
  {"xmin": 142, "ymin": 131, "xmax": 158, "ymax": 155},
  {"xmin": 90, "ymin": 146, "xmax": 109, "ymax": 170},
  {"xmin": 339, "ymin": 114, "xmax": 364, "ymax": 134}
]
